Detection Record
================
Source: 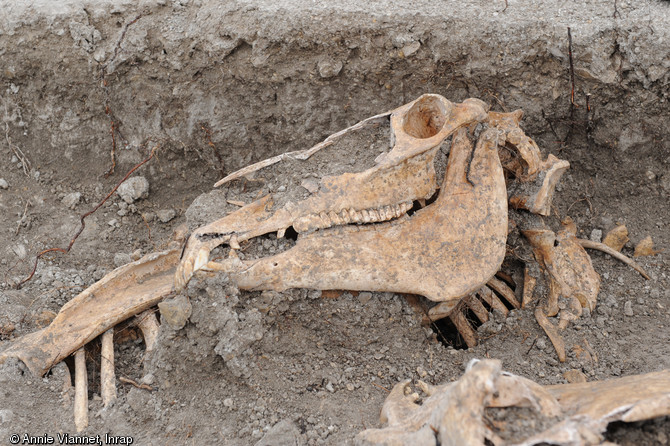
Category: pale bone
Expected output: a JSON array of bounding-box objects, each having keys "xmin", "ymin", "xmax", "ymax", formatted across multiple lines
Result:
[
  {"xmin": 0, "ymin": 248, "xmax": 179, "ymax": 376},
  {"xmin": 136, "ymin": 310, "xmax": 160, "ymax": 353},
  {"xmin": 178, "ymin": 94, "xmax": 508, "ymax": 304},
  {"xmin": 356, "ymin": 359, "xmax": 670, "ymax": 446},
  {"xmin": 74, "ymin": 348, "xmax": 88, "ymax": 433},
  {"xmin": 101, "ymin": 329, "xmax": 116, "ymax": 407}
]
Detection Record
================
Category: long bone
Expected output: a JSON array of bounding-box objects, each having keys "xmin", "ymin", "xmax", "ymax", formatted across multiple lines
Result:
[
  {"xmin": 175, "ymin": 95, "xmax": 491, "ymax": 290},
  {"xmin": 206, "ymin": 123, "xmax": 508, "ymax": 303}
]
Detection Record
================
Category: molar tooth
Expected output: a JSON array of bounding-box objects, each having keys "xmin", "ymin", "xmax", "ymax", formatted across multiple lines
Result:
[
  {"xmin": 392, "ymin": 204, "xmax": 402, "ymax": 218},
  {"xmin": 369, "ymin": 209, "xmax": 381, "ymax": 221},
  {"xmin": 361, "ymin": 210, "xmax": 371, "ymax": 223},
  {"xmin": 339, "ymin": 209, "xmax": 352, "ymax": 224},
  {"xmin": 350, "ymin": 209, "xmax": 362, "ymax": 223},
  {"xmin": 384, "ymin": 206, "xmax": 393, "ymax": 220},
  {"xmin": 319, "ymin": 212, "xmax": 332, "ymax": 228},
  {"xmin": 378, "ymin": 206, "xmax": 388, "ymax": 220},
  {"xmin": 329, "ymin": 211, "xmax": 343, "ymax": 226}
]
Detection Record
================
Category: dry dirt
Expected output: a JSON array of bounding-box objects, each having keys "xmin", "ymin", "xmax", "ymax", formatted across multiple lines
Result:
[{"xmin": 1, "ymin": 1, "xmax": 669, "ymax": 445}]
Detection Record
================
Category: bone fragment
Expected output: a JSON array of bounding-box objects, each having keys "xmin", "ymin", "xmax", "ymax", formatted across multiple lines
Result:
[
  {"xmin": 524, "ymin": 220, "xmax": 601, "ymax": 313},
  {"xmin": 578, "ymin": 238, "xmax": 650, "ymax": 279},
  {"xmin": 463, "ymin": 294, "xmax": 489, "ymax": 323},
  {"xmin": 136, "ymin": 310, "xmax": 160, "ymax": 353},
  {"xmin": 427, "ymin": 300, "xmax": 460, "ymax": 321},
  {"xmin": 633, "ymin": 235, "xmax": 662, "ymax": 257},
  {"xmin": 477, "ymin": 285, "xmax": 509, "ymax": 316},
  {"xmin": 74, "ymin": 348, "xmax": 88, "ymax": 432},
  {"xmin": 359, "ymin": 360, "xmax": 670, "ymax": 446},
  {"xmin": 487, "ymin": 276, "xmax": 520, "ymax": 309},
  {"xmin": 100, "ymin": 329, "xmax": 116, "ymax": 407},
  {"xmin": 214, "ymin": 111, "xmax": 393, "ymax": 187},
  {"xmin": 602, "ymin": 224, "xmax": 629, "ymax": 252},
  {"xmin": 449, "ymin": 308, "xmax": 478, "ymax": 348},
  {"xmin": 522, "ymin": 266, "xmax": 537, "ymax": 308}
]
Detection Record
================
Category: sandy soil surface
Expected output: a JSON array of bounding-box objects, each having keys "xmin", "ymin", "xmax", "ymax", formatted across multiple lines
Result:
[{"xmin": 0, "ymin": 1, "xmax": 669, "ymax": 445}]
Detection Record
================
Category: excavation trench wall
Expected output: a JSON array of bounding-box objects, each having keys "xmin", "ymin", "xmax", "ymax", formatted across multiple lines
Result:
[{"xmin": 1, "ymin": 0, "xmax": 669, "ymax": 191}]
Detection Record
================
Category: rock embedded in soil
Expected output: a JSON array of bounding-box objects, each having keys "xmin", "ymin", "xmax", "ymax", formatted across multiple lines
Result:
[
  {"xmin": 0, "ymin": 178, "xmax": 8, "ymax": 189},
  {"xmin": 156, "ymin": 209, "xmax": 176, "ymax": 223},
  {"xmin": 157, "ymin": 295, "xmax": 192, "ymax": 330},
  {"xmin": 61, "ymin": 192, "xmax": 81, "ymax": 209},
  {"xmin": 116, "ymin": 176, "xmax": 149, "ymax": 204}
]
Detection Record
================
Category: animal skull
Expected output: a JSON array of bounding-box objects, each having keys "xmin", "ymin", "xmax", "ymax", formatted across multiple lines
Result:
[{"xmin": 177, "ymin": 94, "xmax": 509, "ymax": 304}]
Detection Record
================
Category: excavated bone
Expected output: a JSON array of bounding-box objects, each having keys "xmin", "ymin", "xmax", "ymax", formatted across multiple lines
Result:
[
  {"xmin": 488, "ymin": 110, "xmax": 570, "ymax": 216},
  {"xmin": 175, "ymin": 95, "xmax": 496, "ymax": 291},
  {"xmin": 205, "ymin": 121, "xmax": 508, "ymax": 303},
  {"xmin": 0, "ymin": 248, "xmax": 179, "ymax": 376},
  {"xmin": 523, "ymin": 218, "xmax": 601, "ymax": 362},
  {"xmin": 356, "ymin": 359, "xmax": 670, "ymax": 446}
]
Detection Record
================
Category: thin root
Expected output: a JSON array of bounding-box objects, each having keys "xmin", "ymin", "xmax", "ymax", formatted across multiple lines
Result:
[{"xmin": 578, "ymin": 239, "xmax": 650, "ymax": 280}]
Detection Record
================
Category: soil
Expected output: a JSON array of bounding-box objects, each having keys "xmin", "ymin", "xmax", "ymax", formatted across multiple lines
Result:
[{"xmin": 1, "ymin": 1, "xmax": 669, "ymax": 445}]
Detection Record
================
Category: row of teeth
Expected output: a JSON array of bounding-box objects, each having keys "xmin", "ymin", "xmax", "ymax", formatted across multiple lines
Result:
[{"xmin": 291, "ymin": 201, "xmax": 413, "ymax": 234}]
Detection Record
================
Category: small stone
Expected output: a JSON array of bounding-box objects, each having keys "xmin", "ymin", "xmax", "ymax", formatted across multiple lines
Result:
[
  {"xmin": 358, "ymin": 292, "xmax": 372, "ymax": 304},
  {"xmin": 563, "ymin": 369, "xmax": 587, "ymax": 383},
  {"xmin": 141, "ymin": 374, "xmax": 154, "ymax": 385},
  {"xmin": 113, "ymin": 253, "xmax": 132, "ymax": 267},
  {"xmin": 108, "ymin": 219, "xmax": 118, "ymax": 227},
  {"xmin": 346, "ymin": 383, "xmax": 354, "ymax": 391},
  {"xmin": 317, "ymin": 59, "xmax": 343, "ymax": 78},
  {"xmin": 156, "ymin": 209, "xmax": 176, "ymax": 223},
  {"xmin": 325, "ymin": 382, "xmax": 334, "ymax": 393},
  {"xmin": 624, "ymin": 301, "xmax": 634, "ymax": 316},
  {"xmin": 401, "ymin": 41, "xmax": 421, "ymax": 57},
  {"xmin": 158, "ymin": 294, "xmax": 192, "ymax": 330},
  {"xmin": 589, "ymin": 229, "xmax": 602, "ymax": 243},
  {"xmin": 300, "ymin": 178, "xmax": 319, "ymax": 194},
  {"xmin": 0, "ymin": 178, "xmax": 8, "ymax": 189},
  {"xmin": 223, "ymin": 398, "xmax": 233, "ymax": 408},
  {"xmin": 116, "ymin": 176, "xmax": 149, "ymax": 204},
  {"xmin": 535, "ymin": 338, "xmax": 547, "ymax": 350},
  {"xmin": 0, "ymin": 409, "xmax": 14, "ymax": 424},
  {"xmin": 61, "ymin": 192, "xmax": 81, "ymax": 209}
]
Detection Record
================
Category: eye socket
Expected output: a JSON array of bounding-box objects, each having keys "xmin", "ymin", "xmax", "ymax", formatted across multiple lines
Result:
[{"xmin": 403, "ymin": 96, "xmax": 448, "ymax": 139}]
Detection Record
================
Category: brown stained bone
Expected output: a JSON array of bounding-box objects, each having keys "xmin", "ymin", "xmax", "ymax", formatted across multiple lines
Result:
[
  {"xmin": 0, "ymin": 249, "xmax": 179, "ymax": 376},
  {"xmin": 488, "ymin": 110, "xmax": 570, "ymax": 217},
  {"xmin": 356, "ymin": 359, "xmax": 670, "ymax": 446},
  {"xmin": 212, "ymin": 123, "xmax": 508, "ymax": 304},
  {"xmin": 522, "ymin": 218, "xmax": 601, "ymax": 362},
  {"xmin": 175, "ymin": 95, "xmax": 494, "ymax": 292}
]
